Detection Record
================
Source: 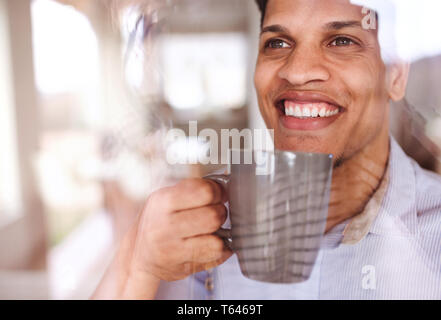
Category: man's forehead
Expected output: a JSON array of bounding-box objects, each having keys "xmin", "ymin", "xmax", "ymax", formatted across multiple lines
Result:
[{"xmin": 264, "ymin": 0, "xmax": 366, "ymax": 28}]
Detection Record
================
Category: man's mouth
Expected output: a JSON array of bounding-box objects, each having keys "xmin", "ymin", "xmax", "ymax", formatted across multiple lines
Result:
[
  {"xmin": 281, "ymin": 100, "xmax": 341, "ymax": 118},
  {"xmin": 274, "ymin": 92, "xmax": 345, "ymax": 131}
]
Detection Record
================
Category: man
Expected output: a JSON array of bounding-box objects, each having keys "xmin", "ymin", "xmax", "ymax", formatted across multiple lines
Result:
[{"xmin": 93, "ymin": 0, "xmax": 441, "ymax": 299}]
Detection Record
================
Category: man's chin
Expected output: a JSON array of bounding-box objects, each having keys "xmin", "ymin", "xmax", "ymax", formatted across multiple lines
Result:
[
  {"xmin": 264, "ymin": 112, "xmax": 346, "ymax": 156},
  {"xmin": 273, "ymin": 130, "xmax": 341, "ymax": 156},
  {"xmin": 275, "ymin": 135, "xmax": 346, "ymax": 169}
]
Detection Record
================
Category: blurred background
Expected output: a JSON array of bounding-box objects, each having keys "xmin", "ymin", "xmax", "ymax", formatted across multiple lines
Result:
[{"xmin": 0, "ymin": 0, "xmax": 440, "ymax": 299}]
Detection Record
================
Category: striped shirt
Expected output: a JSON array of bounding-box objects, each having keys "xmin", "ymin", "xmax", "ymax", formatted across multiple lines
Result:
[{"xmin": 156, "ymin": 137, "xmax": 441, "ymax": 300}]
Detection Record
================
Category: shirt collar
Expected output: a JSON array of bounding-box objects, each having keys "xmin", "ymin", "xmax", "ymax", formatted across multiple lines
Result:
[
  {"xmin": 369, "ymin": 136, "xmax": 418, "ymax": 237},
  {"xmin": 341, "ymin": 159, "xmax": 390, "ymax": 245},
  {"xmin": 330, "ymin": 136, "xmax": 418, "ymax": 246}
]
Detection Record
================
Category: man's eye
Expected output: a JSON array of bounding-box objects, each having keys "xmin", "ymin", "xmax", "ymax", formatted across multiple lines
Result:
[
  {"xmin": 329, "ymin": 37, "xmax": 356, "ymax": 47},
  {"xmin": 265, "ymin": 39, "xmax": 290, "ymax": 49}
]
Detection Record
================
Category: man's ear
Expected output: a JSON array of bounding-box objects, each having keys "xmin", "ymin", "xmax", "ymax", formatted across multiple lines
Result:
[{"xmin": 386, "ymin": 62, "xmax": 410, "ymax": 102}]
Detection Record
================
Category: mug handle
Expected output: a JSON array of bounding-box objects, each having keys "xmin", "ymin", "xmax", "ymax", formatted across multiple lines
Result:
[{"xmin": 204, "ymin": 174, "xmax": 233, "ymax": 251}]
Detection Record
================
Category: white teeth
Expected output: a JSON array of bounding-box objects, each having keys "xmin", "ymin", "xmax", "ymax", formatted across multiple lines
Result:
[
  {"xmin": 284, "ymin": 102, "xmax": 340, "ymax": 118},
  {"xmin": 302, "ymin": 108, "xmax": 311, "ymax": 117}
]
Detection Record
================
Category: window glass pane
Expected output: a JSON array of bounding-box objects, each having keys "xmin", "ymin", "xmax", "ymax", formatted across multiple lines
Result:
[
  {"xmin": 0, "ymin": 0, "xmax": 22, "ymax": 224},
  {"xmin": 159, "ymin": 33, "xmax": 247, "ymax": 110}
]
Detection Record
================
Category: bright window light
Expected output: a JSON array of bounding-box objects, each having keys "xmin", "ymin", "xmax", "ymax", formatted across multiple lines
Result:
[
  {"xmin": 392, "ymin": 0, "xmax": 441, "ymax": 62},
  {"xmin": 31, "ymin": 0, "xmax": 99, "ymax": 94},
  {"xmin": 353, "ymin": 0, "xmax": 441, "ymax": 62},
  {"xmin": 0, "ymin": 0, "xmax": 22, "ymax": 223},
  {"xmin": 159, "ymin": 33, "xmax": 247, "ymax": 110}
]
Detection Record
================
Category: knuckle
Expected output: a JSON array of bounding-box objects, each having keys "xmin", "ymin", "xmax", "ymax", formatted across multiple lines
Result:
[
  {"xmin": 180, "ymin": 178, "xmax": 215, "ymax": 203},
  {"xmin": 149, "ymin": 188, "xmax": 171, "ymax": 209},
  {"xmin": 198, "ymin": 181, "xmax": 216, "ymax": 204},
  {"xmin": 206, "ymin": 206, "xmax": 224, "ymax": 230},
  {"xmin": 178, "ymin": 178, "xmax": 200, "ymax": 190},
  {"xmin": 178, "ymin": 179, "xmax": 220, "ymax": 206},
  {"xmin": 210, "ymin": 236, "xmax": 225, "ymax": 252}
]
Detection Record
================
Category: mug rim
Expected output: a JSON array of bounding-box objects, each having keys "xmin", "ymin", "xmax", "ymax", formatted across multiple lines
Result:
[{"xmin": 229, "ymin": 148, "xmax": 333, "ymax": 160}]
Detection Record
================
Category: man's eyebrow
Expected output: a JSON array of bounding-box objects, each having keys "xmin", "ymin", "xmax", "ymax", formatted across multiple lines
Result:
[
  {"xmin": 324, "ymin": 20, "xmax": 363, "ymax": 30},
  {"xmin": 261, "ymin": 21, "xmax": 365, "ymax": 35},
  {"xmin": 260, "ymin": 24, "xmax": 290, "ymax": 36}
]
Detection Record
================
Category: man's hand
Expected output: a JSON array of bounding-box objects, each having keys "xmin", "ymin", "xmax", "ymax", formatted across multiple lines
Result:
[
  {"xmin": 128, "ymin": 178, "xmax": 232, "ymax": 282},
  {"xmin": 93, "ymin": 178, "xmax": 232, "ymax": 300}
]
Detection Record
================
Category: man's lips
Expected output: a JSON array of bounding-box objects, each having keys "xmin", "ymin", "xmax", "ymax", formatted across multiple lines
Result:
[
  {"xmin": 275, "ymin": 91, "xmax": 343, "ymax": 107},
  {"xmin": 273, "ymin": 91, "xmax": 346, "ymax": 131}
]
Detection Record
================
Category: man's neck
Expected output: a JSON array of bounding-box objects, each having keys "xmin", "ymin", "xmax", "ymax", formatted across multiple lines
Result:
[{"xmin": 325, "ymin": 126, "xmax": 391, "ymax": 233}]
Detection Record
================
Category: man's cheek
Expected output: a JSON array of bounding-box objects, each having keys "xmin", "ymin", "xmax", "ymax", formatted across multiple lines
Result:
[
  {"xmin": 254, "ymin": 69, "xmax": 268, "ymax": 95},
  {"xmin": 341, "ymin": 63, "xmax": 379, "ymax": 92}
]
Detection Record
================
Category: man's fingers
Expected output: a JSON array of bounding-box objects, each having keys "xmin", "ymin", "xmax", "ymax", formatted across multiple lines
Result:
[
  {"xmin": 181, "ymin": 250, "xmax": 233, "ymax": 276},
  {"xmin": 171, "ymin": 204, "xmax": 227, "ymax": 238},
  {"xmin": 201, "ymin": 250, "xmax": 233, "ymax": 270},
  {"xmin": 154, "ymin": 178, "xmax": 226, "ymax": 212},
  {"xmin": 205, "ymin": 178, "xmax": 228, "ymax": 204},
  {"xmin": 183, "ymin": 235, "xmax": 232, "ymax": 264}
]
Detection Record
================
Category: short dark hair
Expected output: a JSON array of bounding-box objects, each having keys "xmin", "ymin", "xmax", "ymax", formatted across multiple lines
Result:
[
  {"xmin": 255, "ymin": 1, "xmax": 380, "ymax": 34},
  {"xmin": 255, "ymin": 0, "xmax": 268, "ymax": 26}
]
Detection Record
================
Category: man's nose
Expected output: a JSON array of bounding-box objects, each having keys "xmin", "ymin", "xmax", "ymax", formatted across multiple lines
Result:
[{"xmin": 277, "ymin": 45, "xmax": 330, "ymax": 86}]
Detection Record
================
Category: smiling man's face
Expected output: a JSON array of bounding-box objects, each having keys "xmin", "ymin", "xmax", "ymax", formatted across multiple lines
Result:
[{"xmin": 255, "ymin": 0, "xmax": 406, "ymax": 164}]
